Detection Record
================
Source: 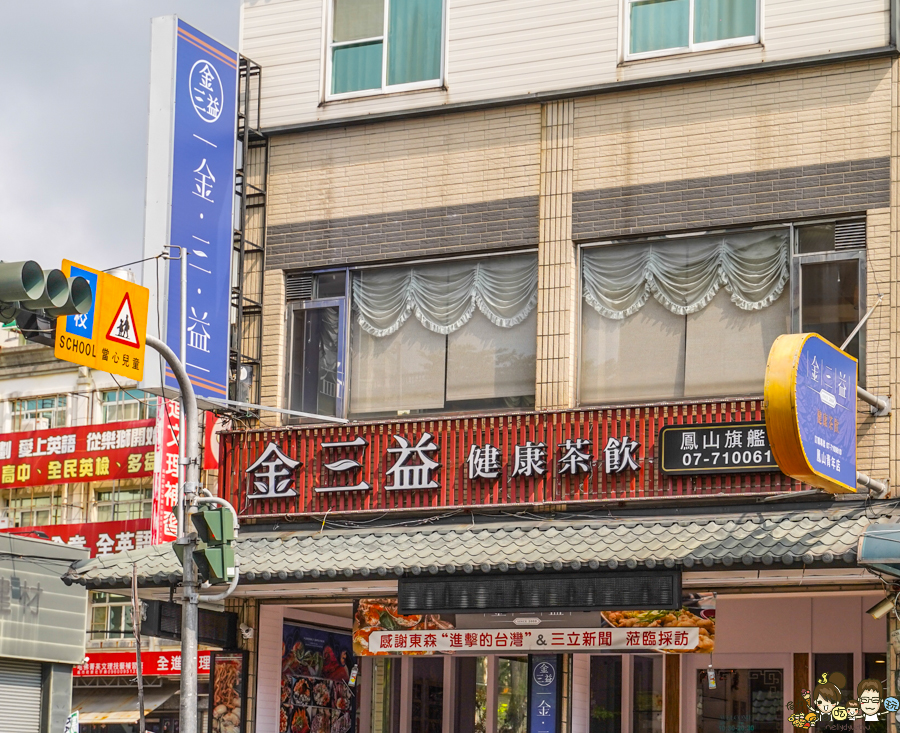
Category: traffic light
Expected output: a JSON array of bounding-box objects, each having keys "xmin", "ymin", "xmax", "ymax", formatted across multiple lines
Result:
[
  {"xmin": 0, "ymin": 261, "xmax": 92, "ymax": 346},
  {"xmin": 176, "ymin": 506, "xmax": 236, "ymax": 585}
]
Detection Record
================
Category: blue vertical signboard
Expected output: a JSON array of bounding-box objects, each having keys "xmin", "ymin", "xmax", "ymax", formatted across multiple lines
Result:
[
  {"xmin": 164, "ymin": 21, "xmax": 237, "ymax": 401},
  {"xmin": 529, "ymin": 656, "xmax": 559, "ymax": 733}
]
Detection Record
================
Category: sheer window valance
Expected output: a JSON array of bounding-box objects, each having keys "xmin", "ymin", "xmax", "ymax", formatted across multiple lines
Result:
[
  {"xmin": 352, "ymin": 254, "xmax": 538, "ymax": 337},
  {"xmin": 582, "ymin": 230, "xmax": 789, "ymax": 320}
]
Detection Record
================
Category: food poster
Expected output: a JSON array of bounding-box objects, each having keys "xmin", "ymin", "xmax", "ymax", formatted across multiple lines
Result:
[
  {"xmin": 209, "ymin": 651, "xmax": 248, "ymax": 733},
  {"xmin": 352, "ymin": 598, "xmax": 455, "ymax": 656},
  {"xmin": 600, "ymin": 592, "xmax": 716, "ymax": 653},
  {"xmin": 281, "ymin": 623, "xmax": 356, "ymax": 733}
]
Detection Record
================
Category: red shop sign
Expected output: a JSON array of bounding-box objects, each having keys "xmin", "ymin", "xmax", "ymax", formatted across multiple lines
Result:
[
  {"xmin": 73, "ymin": 650, "xmax": 212, "ymax": 677},
  {"xmin": 0, "ymin": 419, "xmax": 155, "ymax": 488},
  {"xmin": 0, "ymin": 518, "xmax": 151, "ymax": 558},
  {"xmin": 150, "ymin": 398, "xmax": 180, "ymax": 545},
  {"xmin": 222, "ymin": 400, "xmax": 800, "ymax": 518}
]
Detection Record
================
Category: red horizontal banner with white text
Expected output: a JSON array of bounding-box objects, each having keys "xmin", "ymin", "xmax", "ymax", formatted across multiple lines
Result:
[
  {"xmin": 73, "ymin": 649, "xmax": 212, "ymax": 677},
  {"xmin": 222, "ymin": 400, "xmax": 801, "ymax": 518},
  {"xmin": 0, "ymin": 419, "xmax": 155, "ymax": 488},
  {"xmin": 0, "ymin": 518, "xmax": 151, "ymax": 558}
]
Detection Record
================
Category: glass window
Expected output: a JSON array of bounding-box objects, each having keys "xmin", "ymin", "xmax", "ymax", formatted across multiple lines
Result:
[
  {"xmin": 862, "ymin": 653, "xmax": 887, "ymax": 733},
  {"xmin": 580, "ymin": 229, "xmax": 791, "ymax": 404},
  {"xmin": 497, "ymin": 657, "xmax": 528, "ymax": 733},
  {"xmin": 813, "ymin": 654, "xmax": 853, "ymax": 733},
  {"xmin": 11, "ymin": 394, "xmax": 67, "ymax": 431},
  {"xmin": 90, "ymin": 591, "xmax": 134, "ymax": 640},
  {"xmin": 794, "ymin": 224, "xmax": 866, "ymax": 381},
  {"xmin": 633, "ymin": 655, "xmax": 663, "ymax": 733},
  {"xmin": 696, "ymin": 668, "xmax": 782, "ymax": 733},
  {"xmin": 289, "ymin": 303, "xmax": 344, "ymax": 419},
  {"xmin": 411, "ymin": 657, "xmax": 444, "ymax": 733},
  {"xmin": 101, "ymin": 389, "xmax": 157, "ymax": 423},
  {"xmin": 590, "ymin": 655, "xmax": 622, "ymax": 733},
  {"xmin": 93, "ymin": 483, "xmax": 152, "ymax": 522},
  {"xmin": 2, "ymin": 486, "xmax": 63, "ymax": 527},
  {"xmin": 349, "ymin": 255, "xmax": 537, "ymax": 419},
  {"xmin": 628, "ymin": 0, "xmax": 757, "ymax": 57},
  {"xmin": 330, "ymin": 0, "xmax": 443, "ymax": 96},
  {"xmin": 371, "ymin": 657, "xmax": 401, "ymax": 733}
]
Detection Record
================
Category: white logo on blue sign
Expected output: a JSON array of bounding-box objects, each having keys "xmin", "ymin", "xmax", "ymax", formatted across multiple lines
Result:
[
  {"xmin": 533, "ymin": 662, "xmax": 555, "ymax": 686},
  {"xmin": 189, "ymin": 60, "xmax": 223, "ymax": 123}
]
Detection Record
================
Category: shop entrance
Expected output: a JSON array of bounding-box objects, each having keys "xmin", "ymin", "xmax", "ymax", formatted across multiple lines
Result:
[{"xmin": 369, "ymin": 655, "xmax": 533, "ymax": 733}]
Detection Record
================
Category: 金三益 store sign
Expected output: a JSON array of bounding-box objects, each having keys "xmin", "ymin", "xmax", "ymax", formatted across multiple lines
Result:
[{"xmin": 0, "ymin": 419, "xmax": 155, "ymax": 488}]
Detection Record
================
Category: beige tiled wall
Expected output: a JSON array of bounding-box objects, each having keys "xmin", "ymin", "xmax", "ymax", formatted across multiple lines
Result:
[
  {"xmin": 267, "ymin": 106, "xmax": 541, "ymax": 227},
  {"xmin": 260, "ymin": 269, "xmax": 286, "ymax": 420},
  {"xmin": 574, "ymin": 59, "xmax": 892, "ymax": 192},
  {"xmin": 859, "ymin": 207, "xmax": 891, "ymax": 486},
  {"xmin": 536, "ymin": 99, "xmax": 576, "ymax": 410}
]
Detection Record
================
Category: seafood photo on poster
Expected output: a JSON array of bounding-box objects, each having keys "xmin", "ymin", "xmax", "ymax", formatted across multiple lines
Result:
[
  {"xmin": 600, "ymin": 592, "xmax": 716, "ymax": 653},
  {"xmin": 281, "ymin": 623, "xmax": 355, "ymax": 733},
  {"xmin": 352, "ymin": 598, "xmax": 455, "ymax": 656}
]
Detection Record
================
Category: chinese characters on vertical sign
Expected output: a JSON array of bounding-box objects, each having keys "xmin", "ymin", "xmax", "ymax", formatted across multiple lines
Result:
[
  {"xmin": 150, "ymin": 397, "xmax": 181, "ymax": 544},
  {"xmin": 163, "ymin": 22, "xmax": 238, "ymax": 402},
  {"xmin": 245, "ymin": 432, "xmax": 643, "ymax": 500}
]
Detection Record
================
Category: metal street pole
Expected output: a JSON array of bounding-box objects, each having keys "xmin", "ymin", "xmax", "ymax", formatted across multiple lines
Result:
[
  {"xmin": 178, "ymin": 249, "xmax": 188, "ymax": 538},
  {"xmin": 146, "ymin": 334, "xmax": 200, "ymax": 733}
]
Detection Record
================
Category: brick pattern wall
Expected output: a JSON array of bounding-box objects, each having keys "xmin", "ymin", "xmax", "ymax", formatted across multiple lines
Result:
[
  {"xmin": 573, "ymin": 158, "xmax": 890, "ymax": 241},
  {"xmin": 536, "ymin": 100, "xmax": 576, "ymax": 410},
  {"xmin": 266, "ymin": 196, "xmax": 539, "ymax": 270},
  {"xmin": 259, "ymin": 269, "xmax": 286, "ymax": 418}
]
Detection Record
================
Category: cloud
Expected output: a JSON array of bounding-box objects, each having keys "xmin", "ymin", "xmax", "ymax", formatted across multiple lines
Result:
[{"xmin": 0, "ymin": 1, "xmax": 240, "ymax": 276}]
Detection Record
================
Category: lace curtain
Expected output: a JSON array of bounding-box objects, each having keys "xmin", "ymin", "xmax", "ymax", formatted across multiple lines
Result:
[
  {"xmin": 352, "ymin": 254, "xmax": 538, "ymax": 337},
  {"xmin": 581, "ymin": 230, "xmax": 789, "ymax": 320}
]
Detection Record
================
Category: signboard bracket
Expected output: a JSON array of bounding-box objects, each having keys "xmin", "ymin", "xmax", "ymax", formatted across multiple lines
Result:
[{"xmin": 857, "ymin": 386, "xmax": 891, "ymax": 416}]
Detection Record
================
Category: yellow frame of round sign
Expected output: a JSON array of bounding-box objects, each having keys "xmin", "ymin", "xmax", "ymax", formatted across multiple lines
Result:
[{"xmin": 763, "ymin": 332, "xmax": 857, "ymax": 494}]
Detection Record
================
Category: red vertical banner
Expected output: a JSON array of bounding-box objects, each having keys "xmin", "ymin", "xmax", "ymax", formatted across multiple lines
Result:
[
  {"xmin": 150, "ymin": 397, "xmax": 181, "ymax": 544},
  {"xmin": 203, "ymin": 412, "xmax": 222, "ymax": 471}
]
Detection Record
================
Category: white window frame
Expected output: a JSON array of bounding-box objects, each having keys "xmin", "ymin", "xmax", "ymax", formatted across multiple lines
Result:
[
  {"xmin": 324, "ymin": 0, "xmax": 447, "ymax": 102},
  {"xmin": 11, "ymin": 394, "xmax": 68, "ymax": 431},
  {"xmin": 623, "ymin": 0, "xmax": 760, "ymax": 62},
  {"xmin": 101, "ymin": 388, "xmax": 156, "ymax": 423},
  {"xmin": 92, "ymin": 482, "xmax": 153, "ymax": 523},
  {"xmin": 88, "ymin": 591, "xmax": 137, "ymax": 649}
]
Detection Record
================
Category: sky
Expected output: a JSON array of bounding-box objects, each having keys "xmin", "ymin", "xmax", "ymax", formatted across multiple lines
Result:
[{"xmin": 0, "ymin": 1, "xmax": 241, "ymax": 277}]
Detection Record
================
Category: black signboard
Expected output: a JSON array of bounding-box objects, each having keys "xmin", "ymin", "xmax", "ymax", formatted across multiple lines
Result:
[{"xmin": 658, "ymin": 421, "xmax": 779, "ymax": 475}]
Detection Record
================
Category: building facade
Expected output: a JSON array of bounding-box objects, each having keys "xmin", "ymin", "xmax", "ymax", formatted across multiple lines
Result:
[{"xmin": 71, "ymin": 0, "xmax": 900, "ymax": 731}]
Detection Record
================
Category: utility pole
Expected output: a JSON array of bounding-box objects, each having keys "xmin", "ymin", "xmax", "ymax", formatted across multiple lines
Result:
[{"xmin": 146, "ymin": 334, "xmax": 200, "ymax": 733}]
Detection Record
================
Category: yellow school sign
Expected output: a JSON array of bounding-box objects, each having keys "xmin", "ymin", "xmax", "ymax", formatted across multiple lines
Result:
[{"xmin": 54, "ymin": 260, "xmax": 150, "ymax": 380}]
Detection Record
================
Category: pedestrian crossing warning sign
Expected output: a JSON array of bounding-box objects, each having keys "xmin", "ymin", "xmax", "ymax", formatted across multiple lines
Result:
[
  {"xmin": 55, "ymin": 260, "xmax": 149, "ymax": 380},
  {"xmin": 106, "ymin": 293, "xmax": 140, "ymax": 348}
]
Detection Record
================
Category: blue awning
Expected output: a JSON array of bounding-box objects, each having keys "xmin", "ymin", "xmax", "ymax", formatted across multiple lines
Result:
[{"xmin": 857, "ymin": 523, "xmax": 900, "ymax": 577}]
